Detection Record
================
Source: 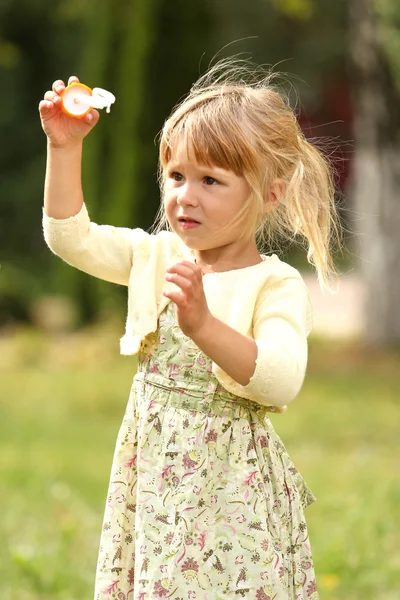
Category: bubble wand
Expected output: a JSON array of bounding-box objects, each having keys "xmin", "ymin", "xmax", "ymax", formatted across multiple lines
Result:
[{"xmin": 61, "ymin": 82, "xmax": 116, "ymax": 119}]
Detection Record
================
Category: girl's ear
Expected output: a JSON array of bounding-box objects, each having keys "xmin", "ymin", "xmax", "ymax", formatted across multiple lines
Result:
[{"xmin": 264, "ymin": 178, "xmax": 285, "ymax": 213}]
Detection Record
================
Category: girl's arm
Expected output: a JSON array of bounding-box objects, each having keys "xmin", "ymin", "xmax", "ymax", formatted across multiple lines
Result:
[
  {"xmin": 42, "ymin": 200, "xmax": 138, "ymax": 286},
  {"xmin": 44, "ymin": 142, "xmax": 84, "ymax": 220},
  {"xmin": 40, "ymin": 75, "xmax": 98, "ymax": 219},
  {"xmin": 191, "ymin": 277, "xmax": 311, "ymax": 407},
  {"xmin": 40, "ymin": 77, "xmax": 138, "ymax": 286},
  {"xmin": 42, "ymin": 143, "xmax": 137, "ymax": 286},
  {"xmin": 192, "ymin": 317, "xmax": 259, "ymax": 386}
]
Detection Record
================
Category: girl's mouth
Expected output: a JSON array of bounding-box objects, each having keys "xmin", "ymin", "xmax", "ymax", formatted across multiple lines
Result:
[{"xmin": 178, "ymin": 217, "xmax": 201, "ymax": 230}]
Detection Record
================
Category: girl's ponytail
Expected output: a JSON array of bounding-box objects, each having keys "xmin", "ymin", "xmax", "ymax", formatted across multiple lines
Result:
[{"xmin": 282, "ymin": 136, "xmax": 342, "ymax": 292}]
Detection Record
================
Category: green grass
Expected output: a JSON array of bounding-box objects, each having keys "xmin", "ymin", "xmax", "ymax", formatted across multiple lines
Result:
[{"xmin": 1, "ymin": 328, "xmax": 399, "ymax": 600}]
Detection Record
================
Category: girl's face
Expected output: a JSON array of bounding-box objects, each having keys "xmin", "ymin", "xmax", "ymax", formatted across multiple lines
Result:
[{"xmin": 163, "ymin": 139, "xmax": 253, "ymax": 253}]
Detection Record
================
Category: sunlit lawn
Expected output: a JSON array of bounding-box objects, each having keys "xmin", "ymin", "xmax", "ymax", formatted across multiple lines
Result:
[{"xmin": 1, "ymin": 327, "xmax": 399, "ymax": 600}]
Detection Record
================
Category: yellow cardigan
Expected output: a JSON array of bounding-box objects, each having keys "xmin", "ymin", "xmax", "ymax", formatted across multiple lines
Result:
[{"xmin": 42, "ymin": 202, "xmax": 313, "ymax": 413}]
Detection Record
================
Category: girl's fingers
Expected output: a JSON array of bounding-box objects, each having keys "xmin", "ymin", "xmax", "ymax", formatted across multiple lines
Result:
[
  {"xmin": 44, "ymin": 90, "xmax": 59, "ymax": 102},
  {"xmin": 165, "ymin": 273, "xmax": 192, "ymax": 290},
  {"xmin": 44, "ymin": 91, "xmax": 62, "ymax": 107},
  {"xmin": 84, "ymin": 109, "xmax": 100, "ymax": 125},
  {"xmin": 180, "ymin": 260, "xmax": 198, "ymax": 269},
  {"xmin": 52, "ymin": 79, "xmax": 65, "ymax": 93},
  {"xmin": 163, "ymin": 290, "xmax": 185, "ymax": 305},
  {"xmin": 167, "ymin": 263, "xmax": 197, "ymax": 278},
  {"xmin": 177, "ymin": 260, "xmax": 200, "ymax": 274},
  {"xmin": 177, "ymin": 260, "xmax": 198, "ymax": 271},
  {"xmin": 50, "ymin": 76, "xmax": 79, "ymax": 96},
  {"xmin": 39, "ymin": 100, "xmax": 54, "ymax": 114}
]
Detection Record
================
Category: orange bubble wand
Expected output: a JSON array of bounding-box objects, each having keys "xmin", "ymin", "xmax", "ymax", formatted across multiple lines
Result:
[{"xmin": 61, "ymin": 82, "xmax": 116, "ymax": 119}]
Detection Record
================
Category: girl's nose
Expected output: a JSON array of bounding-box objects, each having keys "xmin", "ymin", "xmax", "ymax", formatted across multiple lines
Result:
[{"xmin": 177, "ymin": 183, "xmax": 198, "ymax": 206}]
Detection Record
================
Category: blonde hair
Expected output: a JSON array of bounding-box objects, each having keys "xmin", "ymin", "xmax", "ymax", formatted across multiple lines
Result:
[{"xmin": 155, "ymin": 58, "xmax": 343, "ymax": 292}]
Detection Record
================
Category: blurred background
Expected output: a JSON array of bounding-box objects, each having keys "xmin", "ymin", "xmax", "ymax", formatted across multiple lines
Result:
[{"xmin": 1, "ymin": 0, "xmax": 399, "ymax": 598}]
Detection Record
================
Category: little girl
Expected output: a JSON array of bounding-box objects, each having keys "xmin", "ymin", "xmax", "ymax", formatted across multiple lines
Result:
[{"xmin": 40, "ymin": 61, "xmax": 340, "ymax": 600}]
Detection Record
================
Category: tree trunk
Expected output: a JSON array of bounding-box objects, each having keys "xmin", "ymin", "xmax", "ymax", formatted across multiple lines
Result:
[
  {"xmin": 105, "ymin": 0, "xmax": 158, "ymax": 227},
  {"xmin": 349, "ymin": 0, "xmax": 400, "ymax": 347}
]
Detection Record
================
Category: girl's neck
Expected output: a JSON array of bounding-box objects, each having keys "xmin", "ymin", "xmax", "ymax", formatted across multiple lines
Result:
[{"xmin": 191, "ymin": 247, "xmax": 263, "ymax": 274}]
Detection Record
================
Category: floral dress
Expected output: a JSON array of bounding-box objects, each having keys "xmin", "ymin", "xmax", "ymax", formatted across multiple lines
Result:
[{"xmin": 94, "ymin": 302, "xmax": 319, "ymax": 600}]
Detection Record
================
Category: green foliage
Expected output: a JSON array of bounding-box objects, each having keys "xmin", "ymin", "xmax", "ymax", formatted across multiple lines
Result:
[
  {"xmin": 271, "ymin": 0, "xmax": 314, "ymax": 21},
  {"xmin": 375, "ymin": 0, "xmax": 400, "ymax": 87}
]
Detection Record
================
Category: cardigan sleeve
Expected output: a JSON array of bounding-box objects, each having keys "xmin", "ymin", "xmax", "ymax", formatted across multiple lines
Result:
[
  {"xmin": 241, "ymin": 275, "xmax": 313, "ymax": 408},
  {"xmin": 42, "ymin": 202, "xmax": 148, "ymax": 286}
]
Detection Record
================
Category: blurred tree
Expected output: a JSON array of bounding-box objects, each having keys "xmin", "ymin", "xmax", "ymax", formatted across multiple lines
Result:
[
  {"xmin": 349, "ymin": 0, "xmax": 400, "ymax": 346},
  {"xmin": 376, "ymin": 0, "xmax": 400, "ymax": 85},
  {"xmin": 104, "ymin": 0, "xmax": 158, "ymax": 228},
  {"xmin": 0, "ymin": 0, "xmax": 86, "ymax": 324}
]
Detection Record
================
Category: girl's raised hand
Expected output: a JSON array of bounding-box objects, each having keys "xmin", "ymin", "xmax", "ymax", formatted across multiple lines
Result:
[
  {"xmin": 39, "ymin": 76, "xmax": 100, "ymax": 148},
  {"xmin": 163, "ymin": 261, "xmax": 213, "ymax": 339}
]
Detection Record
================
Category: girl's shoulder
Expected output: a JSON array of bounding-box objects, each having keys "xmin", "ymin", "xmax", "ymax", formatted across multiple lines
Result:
[
  {"xmin": 237, "ymin": 253, "xmax": 305, "ymax": 287},
  {"xmin": 254, "ymin": 255, "xmax": 313, "ymax": 335},
  {"xmin": 204, "ymin": 252, "xmax": 309, "ymax": 314},
  {"xmin": 262, "ymin": 253, "xmax": 302, "ymax": 277},
  {"xmin": 255, "ymin": 253, "xmax": 310, "ymax": 296}
]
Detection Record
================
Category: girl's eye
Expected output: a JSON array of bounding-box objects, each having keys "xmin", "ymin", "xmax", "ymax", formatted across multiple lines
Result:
[
  {"xmin": 204, "ymin": 176, "xmax": 218, "ymax": 185},
  {"xmin": 170, "ymin": 171, "xmax": 183, "ymax": 182}
]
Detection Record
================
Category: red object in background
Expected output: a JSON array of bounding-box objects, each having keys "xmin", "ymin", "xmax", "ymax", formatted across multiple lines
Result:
[{"xmin": 298, "ymin": 75, "xmax": 353, "ymax": 190}]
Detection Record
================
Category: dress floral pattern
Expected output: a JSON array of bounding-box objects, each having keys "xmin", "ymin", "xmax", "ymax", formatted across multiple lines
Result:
[{"xmin": 95, "ymin": 302, "xmax": 319, "ymax": 600}]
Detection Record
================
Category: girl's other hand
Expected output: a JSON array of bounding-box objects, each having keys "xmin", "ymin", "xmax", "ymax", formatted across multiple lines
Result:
[
  {"xmin": 163, "ymin": 261, "xmax": 213, "ymax": 339},
  {"xmin": 39, "ymin": 76, "xmax": 100, "ymax": 148}
]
